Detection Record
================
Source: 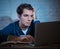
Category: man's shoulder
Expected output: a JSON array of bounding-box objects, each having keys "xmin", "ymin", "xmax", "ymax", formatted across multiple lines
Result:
[
  {"xmin": 7, "ymin": 20, "xmax": 19, "ymax": 27},
  {"xmin": 34, "ymin": 19, "xmax": 40, "ymax": 24},
  {"xmin": 30, "ymin": 20, "xmax": 40, "ymax": 27},
  {"xmin": 10, "ymin": 20, "xmax": 19, "ymax": 25}
]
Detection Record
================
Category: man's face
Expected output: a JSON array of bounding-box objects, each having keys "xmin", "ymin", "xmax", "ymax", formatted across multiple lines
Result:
[{"xmin": 19, "ymin": 9, "xmax": 34, "ymax": 27}]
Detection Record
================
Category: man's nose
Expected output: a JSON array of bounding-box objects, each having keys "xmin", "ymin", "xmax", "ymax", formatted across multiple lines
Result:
[{"xmin": 28, "ymin": 17, "xmax": 31, "ymax": 21}]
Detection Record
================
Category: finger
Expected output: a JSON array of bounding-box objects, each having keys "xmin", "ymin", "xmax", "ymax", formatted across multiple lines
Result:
[
  {"xmin": 21, "ymin": 36, "xmax": 30, "ymax": 42},
  {"xmin": 24, "ymin": 36, "xmax": 34, "ymax": 43},
  {"xmin": 27, "ymin": 35, "xmax": 32, "ymax": 41},
  {"xmin": 26, "ymin": 35, "xmax": 35, "ymax": 42}
]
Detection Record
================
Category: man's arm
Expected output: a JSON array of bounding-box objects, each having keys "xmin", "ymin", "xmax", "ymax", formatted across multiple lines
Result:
[{"xmin": 0, "ymin": 24, "xmax": 13, "ymax": 43}]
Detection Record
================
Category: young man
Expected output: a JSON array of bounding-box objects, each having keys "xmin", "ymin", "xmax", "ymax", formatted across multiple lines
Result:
[{"xmin": 0, "ymin": 3, "xmax": 39, "ymax": 43}]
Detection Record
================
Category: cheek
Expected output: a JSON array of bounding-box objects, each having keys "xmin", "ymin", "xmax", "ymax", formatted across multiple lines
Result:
[
  {"xmin": 21, "ymin": 18, "xmax": 26, "ymax": 22},
  {"xmin": 21, "ymin": 18, "xmax": 26, "ymax": 23}
]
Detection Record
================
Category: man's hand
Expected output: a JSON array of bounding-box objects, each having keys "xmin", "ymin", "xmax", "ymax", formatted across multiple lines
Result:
[
  {"xmin": 19, "ymin": 35, "xmax": 35, "ymax": 43},
  {"xmin": 7, "ymin": 35, "xmax": 35, "ymax": 43}
]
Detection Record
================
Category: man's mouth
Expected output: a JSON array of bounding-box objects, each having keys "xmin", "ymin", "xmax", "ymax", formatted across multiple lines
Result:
[{"xmin": 26, "ymin": 22, "xmax": 31, "ymax": 24}]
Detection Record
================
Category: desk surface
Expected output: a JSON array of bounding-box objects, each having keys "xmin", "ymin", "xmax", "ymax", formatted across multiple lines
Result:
[
  {"xmin": 0, "ymin": 45, "xmax": 60, "ymax": 49},
  {"xmin": 0, "ymin": 42, "xmax": 60, "ymax": 49},
  {"xmin": 0, "ymin": 46, "xmax": 60, "ymax": 49}
]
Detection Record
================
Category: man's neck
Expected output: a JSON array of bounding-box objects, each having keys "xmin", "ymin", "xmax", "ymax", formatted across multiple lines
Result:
[{"xmin": 19, "ymin": 21, "xmax": 28, "ymax": 30}]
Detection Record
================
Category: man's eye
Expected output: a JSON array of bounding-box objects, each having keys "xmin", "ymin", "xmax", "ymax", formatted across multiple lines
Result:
[
  {"xmin": 24, "ymin": 15, "xmax": 28, "ymax": 17},
  {"xmin": 31, "ymin": 15, "xmax": 33, "ymax": 17}
]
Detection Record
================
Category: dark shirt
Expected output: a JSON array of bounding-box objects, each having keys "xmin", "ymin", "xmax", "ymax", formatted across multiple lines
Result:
[{"xmin": 0, "ymin": 20, "xmax": 40, "ymax": 43}]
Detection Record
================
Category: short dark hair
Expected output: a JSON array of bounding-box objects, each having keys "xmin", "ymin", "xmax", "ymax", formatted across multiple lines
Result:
[{"xmin": 16, "ymin": 3, "xmax": 34, "ymax": 15}]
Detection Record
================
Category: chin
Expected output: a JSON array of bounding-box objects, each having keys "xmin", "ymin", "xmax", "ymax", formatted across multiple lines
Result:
[{"xmin": 26, "ymin": 24, "xmax": 30, "ymax": 27}]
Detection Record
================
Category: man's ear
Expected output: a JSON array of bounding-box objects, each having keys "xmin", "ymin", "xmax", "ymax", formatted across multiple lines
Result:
[{"xmin": 33, "ymin": 8, "xmax": 37, "ymax": 20}]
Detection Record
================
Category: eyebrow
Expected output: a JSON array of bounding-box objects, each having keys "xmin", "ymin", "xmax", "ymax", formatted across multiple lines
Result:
[{"xmin": 23, "ymin": 14, "xmax": 33, "ymax": 16}]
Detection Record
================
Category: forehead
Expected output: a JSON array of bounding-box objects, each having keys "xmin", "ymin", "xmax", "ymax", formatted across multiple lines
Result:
[{"xmin": 23, "ymin": 9, "xmax": 33, "ymax": 14}]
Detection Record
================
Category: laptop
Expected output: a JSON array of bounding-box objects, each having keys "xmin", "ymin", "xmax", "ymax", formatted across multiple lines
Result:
[{"xmin": 34, "ymin": 21, "xmax": 60, "ymax": 47}]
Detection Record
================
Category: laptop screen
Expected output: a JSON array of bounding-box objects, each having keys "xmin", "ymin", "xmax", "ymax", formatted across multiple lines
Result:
[{"xmin": 34, "ymin": 21, "xmax": 60, "ymax": 47}]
